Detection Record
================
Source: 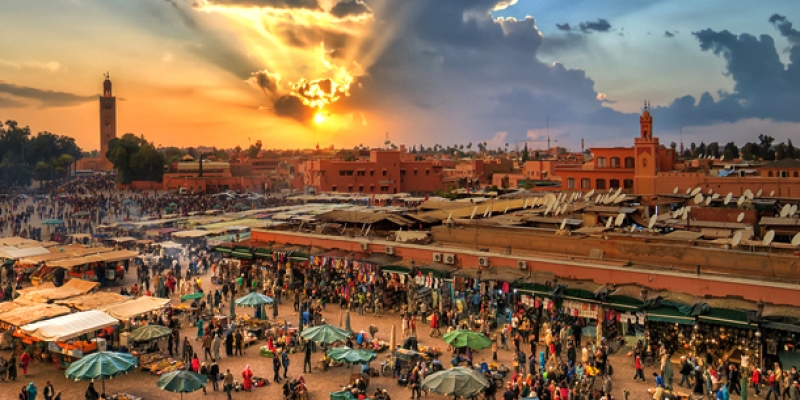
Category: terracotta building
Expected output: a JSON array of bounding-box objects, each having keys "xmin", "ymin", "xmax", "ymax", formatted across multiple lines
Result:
[{"xmin": 303, "ymin": 150, "xmax": 446, "ymax": 194}]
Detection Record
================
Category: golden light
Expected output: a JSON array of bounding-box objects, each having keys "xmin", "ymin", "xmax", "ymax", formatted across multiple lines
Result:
[{"xmin": 314, "ymin": 113, "xmax": 327, "ymax": 124}]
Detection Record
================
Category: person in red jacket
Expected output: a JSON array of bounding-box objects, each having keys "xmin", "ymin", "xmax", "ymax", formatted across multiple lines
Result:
[{"xmin": 429, "ymin": 312, "xmax": 440, "ymax": 337}]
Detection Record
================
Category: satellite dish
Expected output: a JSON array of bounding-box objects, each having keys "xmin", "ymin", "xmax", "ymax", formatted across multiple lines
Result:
[
  {"xmin": 791, "ymin": 205, "xmax": 798, "ymax": 216},
  {"xmin": 694, "ymin": 193, "xmax": 704, "ymax": 204},
  {"xmin": 560, "ymin": 219, "xmax": 567, "ymax": 230},
  {"xmin": 781, "ymin": 204, "xmax": 791, "ymax": 218},
  {"xmin": 724, "ymin": 193, "xmax": 733, "ymax": 205},
  {"xmin": 615, "ymin": 213, "xmax": 625, "ymax": 227},
  {"xmin": 737, "ymin": 196, "xmax": 745, "ymax": 207},
  {"xmin": 712, "ymin": 193, "xmax": 720, "ymax": 199},
  {"xmin": 763, "ymin": 230, "xmax": 775, "ymax": 246},
  {"xmin": 673, "ymin": 186, "xmax": 679, "ymax": 194},
  {"xmin": 705, "ymin": 197, "xmax": 712, "ymax": 206},
  {"xmin": 648, "ymin": 214, "xmax": 657, "ymax": 229},
  {"xmin": 605, "ymin": 217, "xmax": 613, "ymax": 228},
  {"xmin": 691, "ymin": 187, "xmax": 702, "ymax": 196},
  {"xmin": 770, "ymin": 190, "xmax": 775, "ymax": 197},
  {"xmin": 791, "ymin": 232, "xmax": 800, "ymax": 247},
  {"xmin": 737, "ymin": 212, "xmax": 745, "ymax": 223},
  {"xmin": 731, "ymin": 231, "xmax": 743, "ymax": 248},
  {"xmin": 757, "ymin": 189, "xmax": 763, "ymax": 198}
]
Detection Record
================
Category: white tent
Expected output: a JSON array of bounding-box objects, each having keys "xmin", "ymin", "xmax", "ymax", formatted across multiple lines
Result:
[{"xmin": 21, "ymin": 310, "xmax": 119, "ymax": 341}]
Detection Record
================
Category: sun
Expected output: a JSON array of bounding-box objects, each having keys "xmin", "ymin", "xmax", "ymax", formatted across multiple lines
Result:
[{"xmin": 314, "ymin": 113, "xmax": 327, "ymax": 124}]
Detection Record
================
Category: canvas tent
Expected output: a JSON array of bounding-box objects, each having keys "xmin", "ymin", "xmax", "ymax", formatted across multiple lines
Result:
[{"xmin": 20, "ymin": 310, "xmax": 119, "ymax": 342}]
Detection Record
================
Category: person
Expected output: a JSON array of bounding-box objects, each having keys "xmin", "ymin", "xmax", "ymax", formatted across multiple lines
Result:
[
  {"xmin": 242, "ymin": 364, "xmax": 253, "ymax": 392},
  {"xmin": 19, "ymin": 352, "xmax": 31, "ymax": 376},
  {"xmin": 304, "ymin": 342, "xmax": 312, "ymax": 373},
  {"xmin": 223, "ymin": 369, "xmax": 234, "ymax": 400},
  {"xmin": 282, "ymin": 349, "xmax": 290, "ymax": 379},
  {"xmin": 43, "ymin": 381, "xmax": 55, "ymax": 400},
  {"xmin": 273, "ymin": 355, "xmax": 282, "ymax": 383},
  {"xmin": 27, "ymin": 382, "xmax": 37, "ymax": 400},
  {"xmin": 85, "ymin": 383, "xmax": 99, "ymax": 400},
  {"xmin": 209, "ymin": 360, "xmax": 220, "ymax": 391},
  {"xmin": 19, "ymin": 386, "xmax": 28, "ymax": 400}
]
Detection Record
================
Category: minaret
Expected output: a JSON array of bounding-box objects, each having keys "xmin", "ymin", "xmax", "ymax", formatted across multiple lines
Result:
[{"xmin": 99, "ymin": 73, "xmax": 117, "ymax": 161}]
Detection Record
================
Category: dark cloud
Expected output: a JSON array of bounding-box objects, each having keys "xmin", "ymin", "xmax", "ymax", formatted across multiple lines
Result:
[
  {"xmin": 330, "ymin": 0, "xmax": 371, "ymax": 18},
  {"xmin": 201, "ymin": 0, "xmax": 319, "ymax": 9},
  {"xmin": 0, "ymin": 81, "xmax": 95, "ymax": 107},
  {"xmin": 273, "ymin": 94, "xmax": 314, "ymax": 123},
  {"xmin": 664, "ymin": 31, "xmax": 675, "ymax": 38},
  {"xmin": 556, "ymin": 23, "xmax": 572, "ymax": 31},
  {"xmin": 578, "ymin": 19, "xmax": 611, "ymax": 33}
]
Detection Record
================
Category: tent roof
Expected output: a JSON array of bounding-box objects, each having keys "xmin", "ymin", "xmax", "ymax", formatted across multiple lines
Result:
[
  {"xmin": 21, "ymin": 310, "xmax": 119, "ymax": 341},
  {"xmin": 56, "ymin": 292, "xmax": 131, "ymax": 311},
  {"xmin": 0, "ymin": 303, "xmax": 71, "ymax": 327},
  {"xmin": 97, "ymin": 296, "xmax": 170, "ymax": 320}
]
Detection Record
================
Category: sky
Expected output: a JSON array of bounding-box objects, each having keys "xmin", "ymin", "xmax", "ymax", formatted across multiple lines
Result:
[{"xmin": 0, "ymin": 0, "xmax": 798, "ymax": 152}]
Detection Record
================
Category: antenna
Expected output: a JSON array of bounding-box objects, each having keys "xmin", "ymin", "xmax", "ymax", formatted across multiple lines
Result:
[
  {"xmin": 731, "ymin": 231, "xmax": 742, "ymax": 248},
  {"xmin": 763, "ymin": 230, "xmax": 775, "ymax": 246}
]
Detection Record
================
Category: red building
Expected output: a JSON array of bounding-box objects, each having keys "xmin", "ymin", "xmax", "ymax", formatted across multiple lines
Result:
[{"xmin": 303, "ymin": 150, "xmax": 446, "ymax": 194}]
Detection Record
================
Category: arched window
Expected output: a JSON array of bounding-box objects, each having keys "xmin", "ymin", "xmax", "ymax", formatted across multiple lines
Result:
[
  {"xmin": 596, "ymin": 179, "xmax": 606, "ymax": 189},
  {"xmin": 610, "ymin": 157, "xmax": 620, "ymax": 168},
  {"xmin": 625, "ymin": 157, "xmax": 635, "ymax": 169},
  {"xmin": 596, "ymin": 157, "xmax": 607, "ymax": 168},
  {"xmin": 623, "ymin": 179, "xmax": 634, "ymax": 189},
  {"xmin": 610, "ymin": 179, "xmax": 620, "ymax": 189}
]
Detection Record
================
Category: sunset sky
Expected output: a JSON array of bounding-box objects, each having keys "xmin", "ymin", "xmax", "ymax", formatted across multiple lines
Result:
[{"xmin": 1, "ymin": 0, "xmax": 798, "ymax": 152}]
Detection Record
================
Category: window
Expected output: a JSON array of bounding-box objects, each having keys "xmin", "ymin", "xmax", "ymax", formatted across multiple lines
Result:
[
  {"xmin": 596, "ymin": 157, "xmax": 607, "ymax": 168},
  {"xmin": 610, "ymin": 179, "xmax": 620, "ymax": 189},
  {"xmin": 625, "ymin": 157, "xmax": 635, "ymax": 168},
  {"xmin": 610, "ymin": 157, "xmax": 620, "ymax": 168},
  {"xmin": 581, "ymin": 178, "xmax": 591, "ymax": 189},
  {"xmin": 623, "ymin": 179, "xmax": 634, "ymax": 189},
  {"xmin": 596, "ymin": 179, "xmax": 606, "ymax": 189},
  {"xmin": 567, "ymin": 178, "xmax": 576, "ymax": 189}
]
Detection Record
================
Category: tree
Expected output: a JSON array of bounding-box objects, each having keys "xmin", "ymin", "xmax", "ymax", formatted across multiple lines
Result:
[{"xmin": 723, "ymin": 142, "xmax": 739, "ymax": 160}]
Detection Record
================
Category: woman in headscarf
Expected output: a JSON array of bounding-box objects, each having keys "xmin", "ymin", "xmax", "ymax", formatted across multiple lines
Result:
[{"xmin": 242, "ymin": 365, "xmax": 253, "ymax": 392}]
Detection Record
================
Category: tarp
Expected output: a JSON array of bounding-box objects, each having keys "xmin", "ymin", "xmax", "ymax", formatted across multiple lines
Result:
[
  {"xmin": 97, "ymin": 296, "xmax": 170, "ymax": 320},
  {"xmin": 0, "ymin": 303, "xmax": 71, "ymax": 327},
  {"xmin": 21, "ymin": 310, "xmax": 119, "ymax": 341},
  {"xmin": 15, "ymin": 278, "xmax": 99, "ymax": 304},
  {"xmin": 57, "ymin": 292, "xmax": 131, "ymax": 311}
]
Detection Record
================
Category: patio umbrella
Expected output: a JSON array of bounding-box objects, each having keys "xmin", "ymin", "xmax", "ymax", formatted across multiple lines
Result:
[
  {"xmin": 327, "ymin": 346, "xmax": 377, "ymax": 364},
  {"xmin": 42, "ymin": 219, "xmax": 63, "ymax": 225},
  {"xmin": 235, "ymin": 292, "xmax": 274, "ymax": 307},
  {"xmin": 156, "ymin": 370, "xmax": 208, "ymax": 400},
  {"xmin": 421, "ymin": 366, "xmax": 490, "ymax": 398},
  {"xmin": 65, "ymin": 351, "xmax": 137, "ymax": 394},
  {"xmin": 129, "ymin": 324, "xmax": 172, "ymax": 342},
  {"xmin": 181, "ymin": 292, "xmax": 204, "ymax": 301},
  {"xmin": 442, "ymin": 329, "xmax": 492, "ymax": 350},
  {"xmin": 300, "ymin": 324, "xmax": 351, "ymax": 344}
]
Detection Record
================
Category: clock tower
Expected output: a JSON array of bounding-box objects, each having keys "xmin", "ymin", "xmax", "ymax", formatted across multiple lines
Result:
[{"xmin": 99, "ymin": 73, "xmax": 116, "ymax": 162}]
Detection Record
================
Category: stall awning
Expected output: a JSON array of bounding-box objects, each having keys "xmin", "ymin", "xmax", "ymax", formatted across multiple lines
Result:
[
  {"xmin": 0, "ymin": 304, "xmax": 71, "ymax": 327},
  {"xmin": 97, "ymin": 296, "xmax": 170, "ymax": 320},
  {"xmin": 698, "ymin": 308, "xmax": 756, "ymax": 329},
  {"xmin": 605, "ymin": 295, "xmax": 643, "ymax": 311},
  {"xmin": 56, "ymin": 292, "xmax": 131, "ymax": 311},
  {"xmin": 647, "ymin": 307, "xmax": 695, "ymax": 325},
  {"xmin": 21, "ymin": 310, "xmax": 119, "ymax": 342},
  {"xmin": 14, "ymin": 278, "xmax": 99, "ymax": 304}
]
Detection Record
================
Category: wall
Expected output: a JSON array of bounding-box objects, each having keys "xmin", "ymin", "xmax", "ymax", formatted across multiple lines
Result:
[{"xmin": 250, "ymin": 229, "xmax": 800, "ymax": 307}]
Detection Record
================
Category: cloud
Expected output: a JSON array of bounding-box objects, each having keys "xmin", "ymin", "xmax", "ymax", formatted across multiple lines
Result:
[
  {"xmin": 664, "ymin": 30, "xmax": 675, "ymax": 38},
  {"xmin": 330, "ymin": 0, "xmax": 371, "ymax": 18},
  {"xmin": 0, "ymin": 81, "xmax": 95, "ymax": 107},
  {"xmin": 579, "ymin": 19, "xmax": 611, "ymax": 33},
  {"xmin": 199, "ymin": 0, "xmax": 320, "ymax": 9},
  {"xmin": 556, "ymin": 23, "xmax": 572, "ymax": 31}
]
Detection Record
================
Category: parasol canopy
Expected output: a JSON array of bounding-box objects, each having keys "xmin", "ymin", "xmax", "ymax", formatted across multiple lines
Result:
[{"xmin": 421, "ymin": 366, "xmax": 490, "ymax": 397}]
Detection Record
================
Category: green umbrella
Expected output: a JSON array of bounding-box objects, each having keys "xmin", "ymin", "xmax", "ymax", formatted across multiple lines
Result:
[
  {"xmin": 42, "ymin": 218, "xmax": 64, "ymax": 225},
  {"xmin": 129, "ymin": 324, "xmax": 172, "ymax": 342},
  {"xmin": 300, "ymin": 323, "xmax": 351, "ymax": 344},
  {"xmin": 327, "ymin": 346, "xmax": 377, "ymax": 364},
  {"xmin": 442, "ymin": 329, "xmax": 493, "ymax": 350},
  {"xmin": 65, "ymin": 351, "xmax": 137, "ymax": 394},
  {"xmin": 421, "ymin": 366, "xmax": 490, "ymax": 398},
  {"xmin": 235, "ymin": 292, "xmax": 274, "ymax": 307},
  {"xmin": 156, "ymin": 370, "xmax": 208, "ymax": 400},
  {"xmin": 181, "ymin": 292, "xmax": 205, "ymax": 301}
]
